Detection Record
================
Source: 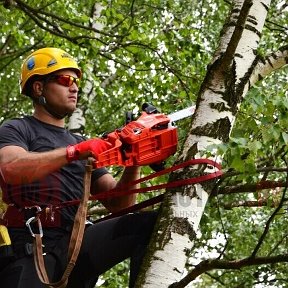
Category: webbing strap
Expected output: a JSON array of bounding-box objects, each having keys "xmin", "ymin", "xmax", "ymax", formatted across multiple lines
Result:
[
  {"xmin": 55, "ymin": 158, "xmax": 222, "ymax": 210},
  {"xmin": 93, "ymin": 194, "xmax": 165, "ymax": 223},
  {"xmin": 33, "ymin": 160, "xmax": 93, "ymax": 288},
  {"xmin": 92, "ymin": 158, "xmax": 222, "ymax": 223},
  {"xmin": 95, "ymin": 158, "xmax": 222, "ymax": 200}
]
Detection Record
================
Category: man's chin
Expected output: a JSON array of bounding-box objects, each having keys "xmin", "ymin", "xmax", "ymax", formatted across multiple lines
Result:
[{"xmin": 66, "ymin": 105, "xmax": 77, "ymax": 114}]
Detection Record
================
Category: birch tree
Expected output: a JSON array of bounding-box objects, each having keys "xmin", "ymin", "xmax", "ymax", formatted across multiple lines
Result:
[
  {"xmin": 0, "ymin": 0, "xmax": 287, "ymax": 287},
  {"xmin": 136, "ymin": 0, "xmax": 288, "ymax": 287}
]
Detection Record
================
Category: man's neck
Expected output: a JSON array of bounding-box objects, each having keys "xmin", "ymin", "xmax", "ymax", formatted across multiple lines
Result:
[{"xmin": 33, "ymin": 107, "xmax": 65, "ymax": 127}]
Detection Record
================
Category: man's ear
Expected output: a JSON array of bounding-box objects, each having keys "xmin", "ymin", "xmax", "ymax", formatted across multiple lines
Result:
[{"xmin": 32, "ymin": 81, "xmax": 44, "ymax": 97}]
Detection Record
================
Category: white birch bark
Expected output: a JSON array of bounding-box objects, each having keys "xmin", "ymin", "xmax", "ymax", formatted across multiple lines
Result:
[
  {"xmin": 249, "ymin": 48, "xmax": 288, "ymax": 86},
  {"xmin": 67, "ymin": 107, "xmax": 86, "ymax": 135},
  {"xmin": 136, "ymin": 1, "xmax": 281, "ymax": 287},
  {"xmin": 67, "ymin": 3, "xmax": 105, "ymax": 133}
]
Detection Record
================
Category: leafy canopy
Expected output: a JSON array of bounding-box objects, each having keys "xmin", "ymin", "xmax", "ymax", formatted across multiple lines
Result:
[{"xmin": 0, "ymin": 0, "xmax": 287, "ymax": 287}]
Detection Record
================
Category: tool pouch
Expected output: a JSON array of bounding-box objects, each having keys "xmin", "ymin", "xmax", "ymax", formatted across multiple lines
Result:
[{"xmin": 0, "ymin": 225, "xmax": 14, "ymax": 271}]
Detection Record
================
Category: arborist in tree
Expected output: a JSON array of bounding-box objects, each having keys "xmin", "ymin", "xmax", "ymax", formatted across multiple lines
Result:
[{"xmin": 0, "ymin": 47, "xmax": 157, "ymax": 288}]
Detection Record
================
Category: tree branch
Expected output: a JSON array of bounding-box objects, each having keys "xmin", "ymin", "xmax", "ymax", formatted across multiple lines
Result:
[
  {"xmin": 13, "ymin": 0, "xmax": 114, "ymax": 37},
  {"xmin": 219, "ymin": 198, "xmax": 287, "ymax": 209},
  {"xmin": 250, "ymin": 44, "xmax": 288, "ymax": 86},
  {"xmin": 250, "ymin": 157, "xmax": 288, "ymax": 257},
  {"xmin": 214, "ymin": 180, "xmax": 287, "ymax": 196},
  {"xmin": 169, "ymin": 254, "xmax": 288, "ymax": 288}
]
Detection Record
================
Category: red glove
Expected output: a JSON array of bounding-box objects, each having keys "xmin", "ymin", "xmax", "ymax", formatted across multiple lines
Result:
[{"xmin": 66, "ymin": 138, "xmax": 112, "ymax": 162}]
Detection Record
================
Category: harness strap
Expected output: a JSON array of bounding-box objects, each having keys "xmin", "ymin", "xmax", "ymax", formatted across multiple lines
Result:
[
  {"xmin": 37, "ymin": 158, "xmax": 223, "ymax": 227},
  {"xmin": 92, "ymin": 158, "xmax": 223, "ymax": 223},
  {"xmin": 52, "ymin": 158, "xmax": 222, "ymax": 212},
  {"xmin": 93, "ymin": 194, "xmax": 165, "ymax": 223},
  {"xmin": 32, "ymin": 159, "xmax": 93, "ymax": 288}
]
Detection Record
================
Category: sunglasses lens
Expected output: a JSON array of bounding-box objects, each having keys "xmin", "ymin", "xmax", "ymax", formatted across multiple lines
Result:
[
  {"xmin": 57, "ymin": 76, "xmax": 71, "ymax": 86},
  {"xmin": 52, "ymin": 75, "xmax": 80, "ymax": 87}
]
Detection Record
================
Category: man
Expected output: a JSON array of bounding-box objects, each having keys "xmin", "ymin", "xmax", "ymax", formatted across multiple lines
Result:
[{"xmin": 0, "ymin": 47, "xmax": 157, "ymax": 287}]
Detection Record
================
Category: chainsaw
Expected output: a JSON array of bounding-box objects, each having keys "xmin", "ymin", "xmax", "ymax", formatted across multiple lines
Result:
[{"xmin": 94, "ymin": 103, "xmax": 196, "ymax": 169}]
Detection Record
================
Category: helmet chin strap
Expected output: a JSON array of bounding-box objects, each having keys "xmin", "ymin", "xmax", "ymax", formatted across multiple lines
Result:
[{"xmin": 38, "ymin": 95, "xmax": 70, "ymax": 120}]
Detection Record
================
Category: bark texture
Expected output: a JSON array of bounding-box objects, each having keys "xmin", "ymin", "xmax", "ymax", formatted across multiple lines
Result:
[{"xmin": 136, "ymin": 1, "xmax": 274, "ymax": 287}]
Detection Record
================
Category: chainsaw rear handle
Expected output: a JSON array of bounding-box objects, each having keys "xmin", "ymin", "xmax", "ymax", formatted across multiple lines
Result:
[{"xmin": 93, "ymin": 135, "xmax": 125, "ymax": 168}]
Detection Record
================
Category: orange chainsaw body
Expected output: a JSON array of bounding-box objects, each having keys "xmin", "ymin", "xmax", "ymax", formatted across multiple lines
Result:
[{"xmin": 94, "ymin": 112, "xmax": 178, "ymax": 168}]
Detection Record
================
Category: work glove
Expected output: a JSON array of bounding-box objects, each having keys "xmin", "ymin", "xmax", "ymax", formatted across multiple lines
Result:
[{"xmin": 66, "ymin": 138, "xmax": 112, "ymax": 162}]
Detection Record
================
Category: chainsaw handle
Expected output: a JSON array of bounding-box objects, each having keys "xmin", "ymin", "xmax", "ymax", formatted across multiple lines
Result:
[{"xmin": 93, "ymin": 133, "xmax": 127, "ymax": 168}]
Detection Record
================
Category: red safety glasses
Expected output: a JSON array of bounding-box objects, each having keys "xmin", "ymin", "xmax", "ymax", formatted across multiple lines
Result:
[{"xmin": 49, "ymin": 75, "xmax": 80, "ymax": 87}]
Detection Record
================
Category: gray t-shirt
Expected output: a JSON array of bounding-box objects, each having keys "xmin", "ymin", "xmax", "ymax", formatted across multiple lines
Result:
[{"xmin": 0, "ymin": 116, "xmax": 108, "ymax": 222}]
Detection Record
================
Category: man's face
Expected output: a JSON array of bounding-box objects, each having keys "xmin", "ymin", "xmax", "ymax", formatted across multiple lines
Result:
[{"xmin": 42, "ymin": 69, "xmax": 80, "ymax": 116}]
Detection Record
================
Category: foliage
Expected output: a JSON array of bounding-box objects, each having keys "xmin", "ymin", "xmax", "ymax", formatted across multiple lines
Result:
[
  {"xmin": 0, "ymin": 0, "xmax": 228, "ymax": 131},
  {"xmin": 97, "ymin": 260, "xmax": 130, "ymax": 287},
  {"xmin": 0, "ymin": 0, "xmax": 287, "ymax": 287}
]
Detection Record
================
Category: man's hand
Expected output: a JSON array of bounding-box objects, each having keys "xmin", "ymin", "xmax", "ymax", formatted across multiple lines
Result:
[{"xmin": 66, "ymin": 138, "xmax": 112, "ymax": 162}]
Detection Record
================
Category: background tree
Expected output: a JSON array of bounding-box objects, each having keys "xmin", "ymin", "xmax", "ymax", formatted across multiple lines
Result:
[
  {"xmin": 0, "ymin": 0, "xmax": 287, "ymax": 287},
  {"xmin": 137, "ymin": 0, "xmax": 288, "ymax": 287}
]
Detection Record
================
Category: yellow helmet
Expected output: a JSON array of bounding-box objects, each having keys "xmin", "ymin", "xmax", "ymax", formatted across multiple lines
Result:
[{"xmin": 20, "ymin": 47, "xmax": 82, "ymax": 95}]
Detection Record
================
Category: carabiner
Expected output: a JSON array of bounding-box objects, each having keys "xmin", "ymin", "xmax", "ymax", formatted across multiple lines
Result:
[
  {"xmin": 26, "ymin": 216, "xmax": 43, "ymax": 238},
  {"xmin": 25, "ymin": 206, "xmax": 43, "ymax": 238}
]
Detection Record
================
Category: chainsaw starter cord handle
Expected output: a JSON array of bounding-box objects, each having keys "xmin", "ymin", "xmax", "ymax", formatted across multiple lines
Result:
[{"xmin": 66, "ymin": 138, "xmax": 112, "ymax": 162}]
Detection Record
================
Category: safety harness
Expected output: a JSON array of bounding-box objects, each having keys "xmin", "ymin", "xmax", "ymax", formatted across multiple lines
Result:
[
  {"xmin": 3, "ymin": 158, "xmax": 223, "ymax": 287},
  {"xmin": 33, "ymin": 159, "xmax": 92, "ymax": 288}
]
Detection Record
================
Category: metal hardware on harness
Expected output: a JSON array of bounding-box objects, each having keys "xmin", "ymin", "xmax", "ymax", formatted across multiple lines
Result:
[
  {"xmin": 25, "ymin": 206, "xmax": 43, "ymax": 238},
  {"xmin": 44, "ymin": 206, "xmax": 55, "ymax": 222},
  {"xmin": 32, "ymin": 158, "xmax": 93, "ymax": 287}
]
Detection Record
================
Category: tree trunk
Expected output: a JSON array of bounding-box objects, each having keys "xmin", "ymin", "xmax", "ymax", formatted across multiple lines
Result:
[
  {"xmin": 135, "ymin": 0, "xmax": 273, "ymax": 286},
  {"xmin": 68, "ymin": 3, "xmax": 105, "ymax": 134}
]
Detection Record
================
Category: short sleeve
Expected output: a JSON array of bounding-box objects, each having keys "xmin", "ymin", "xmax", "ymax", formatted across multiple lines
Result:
[
  {"xmin": 0, "ymin": 119, "xmax": 29, "ymax": 150},
  {"xmin": 91, "ymin": 167, "xmax": 109, "ymax": 183}
]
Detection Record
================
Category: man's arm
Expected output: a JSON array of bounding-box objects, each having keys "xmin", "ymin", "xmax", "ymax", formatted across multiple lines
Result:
[
  {"xmin": 92, "ymin": 166, "xmax": 140, "ymax": 213},
  {"xmin": 1, "ymin": 144, "xmax": 140, "ymax": 212},
  {"xmin": 0, "ymin": 145, "xmax": 68, "ymax": 185},
  {"xmin": 0, "ymin": 138, "xmax": 112, "ymax": 185}
]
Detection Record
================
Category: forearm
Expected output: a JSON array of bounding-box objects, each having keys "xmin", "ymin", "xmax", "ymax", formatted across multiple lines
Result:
[
  {"xmin": 116, "ymin": 166, "xmax": 141, "ymax": 206},
  {"xmin": 118, "ymin": 166, "xmax": 141, "ymax": 188},
  {"xmin": 0, "ymin": 146, "xmax": 68, "ymax": 185},
  {"xmin": 96, "ymin": 166, "xmax": 141, "ymax": 213}
]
